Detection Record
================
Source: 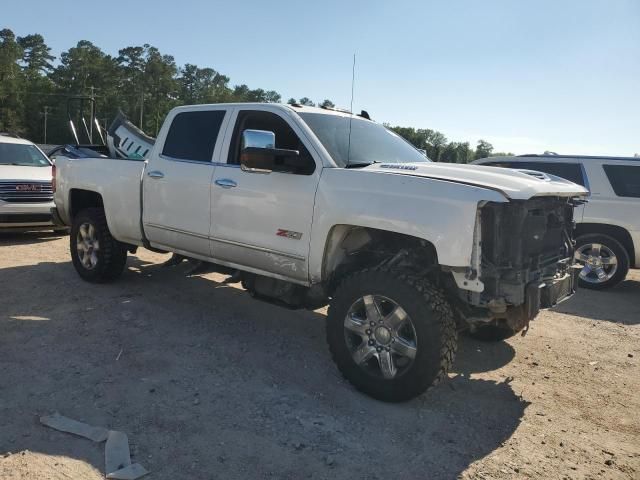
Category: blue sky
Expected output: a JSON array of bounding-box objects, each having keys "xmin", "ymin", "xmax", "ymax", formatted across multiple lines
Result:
[{"xmin": 4, "ymin": 0, "xmax": 639, "ymax": 155}]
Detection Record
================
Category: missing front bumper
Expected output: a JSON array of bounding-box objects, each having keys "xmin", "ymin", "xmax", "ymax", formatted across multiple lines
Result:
[
  {"xmin": 540, "ymin": 269, "xmax": 579, "ymax": 308},
  {"xmin": 502, "ymin": 270, "xmax": 578, "ymax": 333}
]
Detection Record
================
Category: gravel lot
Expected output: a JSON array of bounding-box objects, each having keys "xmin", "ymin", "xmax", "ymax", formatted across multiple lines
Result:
[{"xmin": 1, "ymin": 231, "xmax": 638, "ymax": 479}]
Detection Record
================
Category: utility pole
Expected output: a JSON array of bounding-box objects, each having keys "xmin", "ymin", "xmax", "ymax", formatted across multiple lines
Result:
[
  {"xmin": 42, "ymin": 106, "xmax": 49, "ymax": 144},
  {"xmin": 139, "ymin": 91, "xmax": 144, "ymax": 129},
  {"xmin": 89, "ymin": 86, "xmax": 95, "ymax": 143}
]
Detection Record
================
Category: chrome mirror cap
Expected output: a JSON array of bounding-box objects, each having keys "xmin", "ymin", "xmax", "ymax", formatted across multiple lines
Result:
[{"xmin": 242, "ymin": 129, "xmax": 275, "ymax": 150}]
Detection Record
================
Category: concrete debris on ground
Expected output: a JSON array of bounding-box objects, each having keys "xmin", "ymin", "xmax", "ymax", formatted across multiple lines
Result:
[
  {"xmin": 107, "ymin": 463, "xmax": 150, "ymax": 479},
  {"xmin": 39, "ymin": 412, "xmax": 149, "ymax": 479},
  {"xmin": 105, "ymin": 430, "xmax": 132, "ymax": 475},
  {"xmin": 39, "ymin": 412, "xmax": 109, "ymax": 443}
]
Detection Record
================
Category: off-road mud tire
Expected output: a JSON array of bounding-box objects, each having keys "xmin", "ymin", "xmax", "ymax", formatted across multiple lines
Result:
[
  {"xmin": 327, "ymin": 269, "xmax": 457, "ymax": 402},
  {"xmin": 70, "ymin": 208, "xmax": 127, "ymax": 283}
]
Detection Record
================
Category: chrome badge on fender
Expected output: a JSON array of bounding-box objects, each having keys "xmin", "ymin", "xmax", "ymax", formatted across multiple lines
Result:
[{"xmin": 276, "ymin": 229, "xmax": 302, "ymax": 240}]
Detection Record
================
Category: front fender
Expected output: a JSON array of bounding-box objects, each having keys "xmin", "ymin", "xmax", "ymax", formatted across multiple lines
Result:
[{"xmin": 308, "ymin": 168, "xmax": 507, "ymax": 283}]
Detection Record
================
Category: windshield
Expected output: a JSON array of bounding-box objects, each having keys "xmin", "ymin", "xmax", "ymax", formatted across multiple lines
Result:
[
  {"xmin": 0, "ymin": 143, "xmax": 51, "ymax": 167},
  {"xmin": 299, "ymin": 112, "xmax": 430, "ymax": 167}
]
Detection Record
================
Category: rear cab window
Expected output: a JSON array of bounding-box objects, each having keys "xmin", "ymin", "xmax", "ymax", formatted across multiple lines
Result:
[
  {"xmin": 162, "ymin": 110, "xmax": 226, "ymax": 162},
  {"xmin": 603, "ymin": 165, "xmax": 640, "ymax": 198}
]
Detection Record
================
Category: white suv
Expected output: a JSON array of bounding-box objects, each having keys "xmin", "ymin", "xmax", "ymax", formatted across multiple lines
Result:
[
  {"xmin": 474, "ymin": 154, "xmax": 640, "ymax": 289},
  {"xmin": 0, "ymin": 134, "xmax": 58, "ymax": 232}
]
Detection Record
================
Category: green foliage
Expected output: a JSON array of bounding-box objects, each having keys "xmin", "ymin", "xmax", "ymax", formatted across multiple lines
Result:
[
  {"xmin": 298, "ymin": 97, "xmax": 315, "ymax": 106},
  {"xmin": 385, "ymin": 125, "xmax": 500, "ymax": 163},
  {"xmin": 0, "ymin": 28, "xmax": 25, "ymax": 133},
  {"xmin": 0, "ymin": 28, "xmax": 516, "ymax": 158},
  {"xmin": 18, "ymin": 34, "xmax": 54, "ymax": 77},
  {"xmin": 386, "ymin": 125, "xmax": 461, "ymax": 162},
  {"xmin": 474, "ymin": 139, "xmax": 494, "ymax": 160},
  {"xmin": 0, "ymin": 28, "xmax": 295, "ymax": 143}
]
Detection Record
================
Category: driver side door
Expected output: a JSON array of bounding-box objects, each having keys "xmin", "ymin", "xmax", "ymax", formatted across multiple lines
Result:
[{"xmin": 210, "ymin": 108, "xmax": 321, "ymax": 282}]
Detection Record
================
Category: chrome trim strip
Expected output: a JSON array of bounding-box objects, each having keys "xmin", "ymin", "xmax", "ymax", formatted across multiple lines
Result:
[
  {"xmin": 144, "ymin": 223, "xmax": 306, "ymax": 262},
  {"xmin": 158, "ymin": 154, "xmax": 216, "ymax": 166},
  {"xmin": 156, "ymin": 155, "xmax": 241, "ymax": 168},
  {"xmin": 147, "ymin": 240, "xmax": 310, "ymax": 286},
  {"xmin": 211, "ymin": 236, "xmax": 306, "ymax": 261},
  {"xmin": 144, "ymin": 223, "xmax": 209, "ymax": 240},
  {"xmin": 213, "ymin": 162, "xmax": 241, "ymax": 168}
]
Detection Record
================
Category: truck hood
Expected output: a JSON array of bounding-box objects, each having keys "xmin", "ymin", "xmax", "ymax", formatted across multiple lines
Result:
[
  {"xmin": 0, "ymin": 165, "xmax": 53, "ymax": 182},
  {"xmin": 365, "ymin": 162, "xmax": 588, "ymax": 200}
]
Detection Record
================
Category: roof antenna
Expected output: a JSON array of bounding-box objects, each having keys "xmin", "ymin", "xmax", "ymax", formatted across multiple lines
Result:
[{"xmin": 346, "ymin": 53, "xmax": 356, "ymax": 166}]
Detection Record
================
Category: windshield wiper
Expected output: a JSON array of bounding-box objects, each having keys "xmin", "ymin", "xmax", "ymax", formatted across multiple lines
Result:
[{"xmin": 345, "ymin": 160, "xmax": 380, "ymax": 169}]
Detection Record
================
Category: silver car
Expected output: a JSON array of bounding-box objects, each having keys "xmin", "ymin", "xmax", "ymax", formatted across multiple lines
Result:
[{"xmin": 0, "ymin": 134, "xmax": 61, "ymax": 232}]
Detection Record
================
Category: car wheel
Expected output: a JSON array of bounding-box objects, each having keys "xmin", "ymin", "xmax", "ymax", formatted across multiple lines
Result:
[
  {"xmin": 574, "ymin": 234, "xmax": 629, "ymax": 290},
  {"xmin": 327, "ymin": 269, "xmax": 457, "ymax": 402},
  {"xmin": 70, "ymin": 208, "xmax": 127, "ymax": 283}
]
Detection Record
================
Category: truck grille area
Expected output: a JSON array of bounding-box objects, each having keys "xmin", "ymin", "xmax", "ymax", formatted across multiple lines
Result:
[
  {"xmin": 0, "ymin": 181, "xmax": 53, "ymax": 203},
  {"xmin": 480, "ymin": 197, "xmax": 576, "ymax": 305}
]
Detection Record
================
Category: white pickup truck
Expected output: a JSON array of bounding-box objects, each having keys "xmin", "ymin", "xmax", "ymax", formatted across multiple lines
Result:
[{"xmin": 53, "ymin": 103, "xmax": 588, "ymax": 401}]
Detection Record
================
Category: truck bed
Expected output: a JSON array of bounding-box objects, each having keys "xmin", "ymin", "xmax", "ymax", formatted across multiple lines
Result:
[{"xmin": 54, "ymin": 155, "xmax": 146, "ymax": 246}]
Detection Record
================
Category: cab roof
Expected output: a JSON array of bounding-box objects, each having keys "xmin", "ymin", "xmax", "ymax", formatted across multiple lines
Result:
[{"xmin": 170, "ymin": 102, "xmax": 369, "ymax": 120}]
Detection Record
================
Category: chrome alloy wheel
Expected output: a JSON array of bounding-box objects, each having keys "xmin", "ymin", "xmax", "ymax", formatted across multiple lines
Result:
[
  {"xmin": 574, "ymin": 243, "xmax": 618, "ymax": 284},
  {"xmin": 343, "ymin": 294, "xmax": 417, "ymax": 380},
  {"xmin": 76, "ymin": 222, "xmax": 100, "ymax": 270}
]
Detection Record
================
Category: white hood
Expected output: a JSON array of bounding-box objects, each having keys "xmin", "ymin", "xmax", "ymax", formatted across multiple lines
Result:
[
  {"xmin": 0, "ymin": 165, "xmax": 53, "ymax": 182},
  {"xmin": 366, "ymin": 162, "xmax": 588, "ymax": 200}
]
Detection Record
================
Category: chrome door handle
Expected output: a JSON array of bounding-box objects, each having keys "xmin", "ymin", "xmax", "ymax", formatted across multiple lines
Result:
[
  {"xmin": 147, "ymin": 170, "xmax": 164, "ymax": 179},
  {"xmin": 215, "ymin": 178, "xmax": 237, "ymax": 188}
]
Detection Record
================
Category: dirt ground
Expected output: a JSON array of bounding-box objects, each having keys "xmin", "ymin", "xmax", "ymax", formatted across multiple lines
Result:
[{"xmin": 0, "ymin": 231, "xmax": 638, "ymax": 480}]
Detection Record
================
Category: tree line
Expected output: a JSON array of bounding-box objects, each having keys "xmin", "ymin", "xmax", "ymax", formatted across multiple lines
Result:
[{"xmin": 0, "ymin": 28, "xmax": 505, "ymax": 161}]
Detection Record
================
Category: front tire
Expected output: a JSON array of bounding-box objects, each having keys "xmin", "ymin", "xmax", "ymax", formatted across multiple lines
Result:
[
  {"xmin": 70, "ymin": 208, "xmax": 127, "ymax": 283},
  {"xmin": 574, "ymin": 234, "xmax": 629, "ymax": 290},
  {"xmin": 327, "ymin": 270, "xmax": 457, "ymax": 402}
]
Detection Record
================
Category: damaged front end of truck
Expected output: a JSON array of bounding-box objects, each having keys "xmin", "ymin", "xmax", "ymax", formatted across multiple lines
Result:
[{"xmin": 451, "ymin": 196, "xmax": 582, "ymax": 335}]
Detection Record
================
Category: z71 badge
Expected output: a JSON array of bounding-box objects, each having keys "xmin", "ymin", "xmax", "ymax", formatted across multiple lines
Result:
[{"xmin": 276, "ymin": 229, "xmax": 302, "ymax": 240}]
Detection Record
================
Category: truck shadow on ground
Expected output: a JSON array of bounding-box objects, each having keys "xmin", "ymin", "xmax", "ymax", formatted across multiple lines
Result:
[
  {"xmin": 1, "ymin": 257, "xmax": 527, "ymax": 479},
  {"xmin": 0, "ymin": 230, "xmax": 67, "ymax": 246},
  {"xmin": 552, "ymin": 275, "xmax": 640, "ymax": 325}
]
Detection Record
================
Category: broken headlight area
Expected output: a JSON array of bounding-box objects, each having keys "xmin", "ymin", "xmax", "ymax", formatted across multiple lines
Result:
[{"xmin": 456, "ymin": 197, "xmax": 580, "ymax": 333}]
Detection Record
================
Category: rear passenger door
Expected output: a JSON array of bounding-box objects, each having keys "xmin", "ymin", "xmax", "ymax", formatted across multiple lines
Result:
[
  {"xmin": 143, "ymin": 107, "xmax": 230, "ymax": 257},
  {"xmin": 585, "ymin": 162, "xmax": 640, "ymax": 236}
]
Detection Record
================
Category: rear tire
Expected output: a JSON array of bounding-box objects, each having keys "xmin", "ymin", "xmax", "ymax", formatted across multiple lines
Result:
[
  {"xmin": 70, "ymin": 208, "xmax": 127, "ymax": 283},
  {"xmin": 327, "ymin": 270, "xmax": 457, "ymax": 402},
  {"xmin": 575, "ymin": 234, "xmax": 629, "ymax": 290}
]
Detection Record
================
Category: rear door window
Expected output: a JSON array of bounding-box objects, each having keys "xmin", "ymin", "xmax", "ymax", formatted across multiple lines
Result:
[
  {"xmin": 162, "ymin": 110, "xmax": 226, "ymax": 162},
  {"xmin": 602, "ymin": 165, "xmax": 640, "ymax": 198}
]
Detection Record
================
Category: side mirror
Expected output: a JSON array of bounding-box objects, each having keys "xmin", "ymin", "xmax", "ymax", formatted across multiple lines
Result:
[{"xmin": 240, "ymin": 129, "xmax": 299, "ymax": 173}]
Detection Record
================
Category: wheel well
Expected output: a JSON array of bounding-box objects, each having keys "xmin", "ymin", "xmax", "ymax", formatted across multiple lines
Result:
[
  {"xmin": 575, "ymin": 223, "xmax": 635, "ymax": 267},
  {"xmin": 322, "ymin": 225, "xmax": 438, "ymax": 291},
  {"xmin": 70, "ymin": 189, "xmax": 104, "ymax": 219}
]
